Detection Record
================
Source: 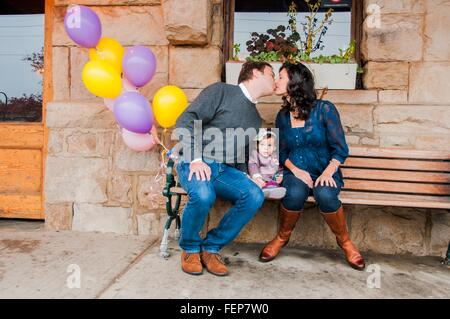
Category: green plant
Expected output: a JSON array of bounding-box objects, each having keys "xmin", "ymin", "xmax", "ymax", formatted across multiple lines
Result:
[
  {"xmin": 242, "ymin": 1, "xmax": 358, "ymax": 66},
  {"xmin": 232, "ymin": 43, "xmax": 241, "ymax": 61}
]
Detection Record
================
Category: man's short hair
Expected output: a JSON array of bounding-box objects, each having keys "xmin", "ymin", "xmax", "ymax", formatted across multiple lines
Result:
[{"xmin": 237, "ymin": 61, "xmax": 272, "ymax": 84}]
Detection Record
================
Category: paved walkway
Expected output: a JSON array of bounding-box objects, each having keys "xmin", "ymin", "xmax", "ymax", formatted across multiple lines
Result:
[{"xmin": 0, "ymin": 220, "xmax": 449, "ymax": 299}]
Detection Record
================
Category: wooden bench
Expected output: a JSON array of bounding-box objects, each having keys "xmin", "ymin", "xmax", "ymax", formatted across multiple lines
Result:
[{"xmin": 160, "ymin": 146, "xmax": 450, "ymax": 259}]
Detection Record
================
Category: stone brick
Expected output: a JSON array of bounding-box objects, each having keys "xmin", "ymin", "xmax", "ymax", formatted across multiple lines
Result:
[
  {"xmin": 409, "ymin": 62, "xmax": 450, "ymax": 105},
  {"xmin": 346, "ymin": 135, "xmax": 361, "ymax": 145},
  {"xmin": 360, "ymin": 136, "xmax": 380, "ymax": 146},
  {"xmin": 374, "ymin": 105, "xmax": 450, "ymax": 135},
  {"xmin": 336, "ymin": 105, "xmax": 374, "ymax": 134},
  {"xmin": 363, "ymin": 62, "xmax": 409, "ymax": 90},
  {"xmin": 46, "ymin": 102, "xmax": 117, "ymax": 129},
  {"xmin": 424, "ymin": 1, "xmax": 450, "ymax": 61},
  {"xmin": 162, "ymin": 0, "xmax": 212, "ymax": 45},
  {"xmin": 72, "ymin": 203, "xmax": 133, "ymax": 234},
  {"xmin": 430, "ymin": 211, "xmax": 450, "ymax": 256},
  {"xmin": 45, "ymin": 203, "xmax": 73, "ymax": 231},
  {"xmin": 52, "ymin": 47, "xmax": 70, "ymax": 101},
  {"xmin": 169, "ymin": 46, "xmax": 222, "ymax": 88},
  {"xmin": 380, "ymin": 135, "xmax": 415, "ymax": 148},
  {"xmin": 70, "ymin": 47, "xmax": 98, "ymax": 102},
  {"xmin": 211, "ymin": 0, "xmax": 224, "ymax": 47},
  {"xmin": 113, "ymin": 131, "xmax": 162, "ymax": 172},
  {"xmin": 54, "ymin": 6, "xmax": 168, "ymax": 46},
  {"xmin": 47, "ymin": 129, "xmax": 65, "ymax": 154},
  {"xmin": 362, "ymin": 14, "xmax": 423, "ymax": 61},
  {"xmin": 45, "ymin": 156, "xmax": 109, "ymax": 203},
  {"xmin": 323, "ymin": 90, "xmax": 378, "ymax": 104},
  {"xmin": 256, "ymin": 103, "xmax": 281, "ymax": 126},
  {"xmin": 364, "ymin": 0, "xmax": 425, "ymax": 13},
  {"xmin": 140, "ymin": 72, "xmax": 169, "ymax": 101},
  {"xmin": 136, "ymin": 212, "xmax": 161, "ymax": 236},
  {"xmin": 350, "ymin": 206, "xmax": 428, "ymax": 255},
  {"xmin": 207, "ymin": 200, "xmax": 279, "ymax": 244},
  {"xmin": 415, "ymin": 135, "xmax": 450, "ymax": 151},
  {"xmin": 66, "ymin": 131, "xmax": 97, "ymax": 155},
  {"xmin": 137, "ymin": 175, "xmax": 166, "ymax": 209},
  {"xmin": 378, "ymin": 90, "xmax": 408, "ymax": 104},
  {"xmin": 108, "ymin": 174, "xmax": 132, "ymax": 204},
  {"xmin": 289, "ymin": 205, "xmax": 327, "ymax": 248},
  {"xmin": 184, "ymin": 89, "xmax": 203, "ymax": 102}
]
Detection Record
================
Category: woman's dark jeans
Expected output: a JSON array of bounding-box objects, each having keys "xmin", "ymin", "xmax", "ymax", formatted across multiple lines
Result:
[{"xmin": 281, "ymin": 172, "xmax": 342, "ymax": 213}]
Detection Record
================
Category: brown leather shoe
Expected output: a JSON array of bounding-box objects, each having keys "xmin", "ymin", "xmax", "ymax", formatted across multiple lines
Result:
[
  {"xmin": 181, "ymin": 251, "xmax": 203, "ymax": 275},
  {"xmin": 200, "ymin": 251, "xmax": 229, "ymax": 276},
  {"xmin": 259, "ymin": 204, "xmax": 301, "ymax": 262},
  {"xmin": 321, "ymin": 205, "xmax": 365, "ymax": 270}
]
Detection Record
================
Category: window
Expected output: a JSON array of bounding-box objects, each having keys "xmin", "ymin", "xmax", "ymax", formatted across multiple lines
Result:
[
  {"xmin": 224, "ymin": 0, "xmax": 362, "ymax": 69},
  {"xmin": 0, "ymin": 0, "xmax": 45, "ymax": 122}
]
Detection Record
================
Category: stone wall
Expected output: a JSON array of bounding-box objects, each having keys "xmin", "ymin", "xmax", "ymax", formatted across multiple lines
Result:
[
  {"xmin": 44, "ymin": 0, "xmax": 449, "ymax": 257},
  {"xmin": 45, "ymin": 0, "xmax": 223, "ymax": 235}
]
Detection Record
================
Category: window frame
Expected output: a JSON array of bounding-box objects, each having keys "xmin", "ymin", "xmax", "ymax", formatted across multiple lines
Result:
[{"xmin": 222, "ymin": 0, "xmax": 364, "ymax": 84}]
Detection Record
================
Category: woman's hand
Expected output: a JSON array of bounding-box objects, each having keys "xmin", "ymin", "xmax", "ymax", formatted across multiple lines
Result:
[
  {"xmin": 292, "ymin": 167, "xmax": 314, "ymax": 188},
  {"xmin": 315, "ymin": 172, "xmax": 337, "ymax": 188}
]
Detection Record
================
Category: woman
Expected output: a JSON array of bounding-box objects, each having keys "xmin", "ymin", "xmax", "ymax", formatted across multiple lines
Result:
[{"xmin": 259, "ymin": 63, "xmax": 365, "ymax": 270}]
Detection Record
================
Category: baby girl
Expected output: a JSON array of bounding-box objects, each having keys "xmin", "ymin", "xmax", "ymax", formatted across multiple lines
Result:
[{"xmin": 248, "ymin": 129, "xmax": 286, "ymax": 200}]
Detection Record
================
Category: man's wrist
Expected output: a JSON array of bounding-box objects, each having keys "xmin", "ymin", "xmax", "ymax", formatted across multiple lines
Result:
[{"xmin": 191, "ymin": 158, "xmax": 203, "ymax": 163}]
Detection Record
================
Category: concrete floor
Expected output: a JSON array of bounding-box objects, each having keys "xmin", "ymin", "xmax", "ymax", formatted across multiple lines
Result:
[{"xmin": 0, "ymin": 219, "xmax": 449, "ymax": 299}]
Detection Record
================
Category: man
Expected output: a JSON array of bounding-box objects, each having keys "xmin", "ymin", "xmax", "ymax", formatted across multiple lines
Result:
[{"xmin": 174, "ymin": 61, "xmax": 276, "ymax": 276}]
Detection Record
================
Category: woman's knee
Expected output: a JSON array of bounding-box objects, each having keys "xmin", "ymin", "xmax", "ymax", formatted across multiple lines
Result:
[
  {"xmin": 282, "ymin": 186, "xmax": 309, "ymax": 211},
  {"xmin": 313, "ymin": 186, "xmax": 341, "ymax": 213}
]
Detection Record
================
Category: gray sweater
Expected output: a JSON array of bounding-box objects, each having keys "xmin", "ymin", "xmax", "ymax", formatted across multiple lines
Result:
[{"xmin": 175, "ymin": 82, "xmax": 262, "ymax": 171}]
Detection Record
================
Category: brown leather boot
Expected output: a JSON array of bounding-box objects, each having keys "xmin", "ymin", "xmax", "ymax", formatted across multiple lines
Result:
[
  {"xmin": 181, "ymin": 251, "xmax": 203, "ymax": 275},
  {"xmin": 259, "ymin": 204, "xmax": 301, "ymax": 262},
  {"xmin": 321, "ymin": 205, "xmax": 365, "ymax": 270},
  {"xmin": 200, "ymin": 251, "xmax": 229, "ymax": 276}
]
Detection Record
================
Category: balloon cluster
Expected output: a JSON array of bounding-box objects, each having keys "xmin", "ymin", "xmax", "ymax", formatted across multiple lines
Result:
[{"xmin": 64, "ymin": 5, "xmax": 188, "ymax": 151}]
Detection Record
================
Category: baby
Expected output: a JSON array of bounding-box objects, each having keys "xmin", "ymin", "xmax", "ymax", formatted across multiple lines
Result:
[{"xmin": 248, "ymin": 129, "xmax": 286, "ymax": 200}]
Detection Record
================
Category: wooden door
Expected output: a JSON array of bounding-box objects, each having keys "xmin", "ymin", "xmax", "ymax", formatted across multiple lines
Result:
[{"xmin": 0, "ymin": 0, "xmax": 53, "ymax": 219}]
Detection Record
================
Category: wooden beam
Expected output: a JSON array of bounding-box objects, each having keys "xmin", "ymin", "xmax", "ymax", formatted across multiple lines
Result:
[{"xmin": 41, "ymin": 0, "xmax": 55, "ymax": 219}]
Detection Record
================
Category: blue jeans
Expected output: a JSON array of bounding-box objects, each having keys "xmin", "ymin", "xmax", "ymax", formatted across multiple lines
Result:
[
  {"xmin": 281, "ymin": 172, "xmax": 342, "ymax": 213},
  {"xmin": 176, "ymin": 161, "xmax": 265, "ymax": 253}
]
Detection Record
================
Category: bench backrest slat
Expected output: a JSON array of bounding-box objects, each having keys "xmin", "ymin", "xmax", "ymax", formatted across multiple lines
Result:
[{"xmin": 343, "ymin": 146, "xmax": 450, "ymax": 196}]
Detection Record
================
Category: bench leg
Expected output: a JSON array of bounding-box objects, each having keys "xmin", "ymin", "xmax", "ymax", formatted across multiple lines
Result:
[
  {"xmin": 159, "ymin": 216, "xmax": 176, "ymax": 258},
  {"xmin": 442, "ymin": 241, "xmax": 450, "ymax": 266},
  {"xmin": 159, "ymin": 193, "xmax": 182, "ymax": 258}
]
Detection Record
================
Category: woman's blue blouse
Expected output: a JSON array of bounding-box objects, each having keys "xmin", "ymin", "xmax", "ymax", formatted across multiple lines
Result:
[{"xmin": 275, "ymin": 99, "xmax": 349, "ymax": 188}]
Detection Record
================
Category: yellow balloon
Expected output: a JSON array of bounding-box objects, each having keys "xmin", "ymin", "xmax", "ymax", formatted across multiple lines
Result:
[
  {"xmin": 88, "ymin": 37, "xmax": 124, "ymax": 74},
  {"xmin": 82, "ymin": 60, "xmax": 122, "ymax": 99},
  {"xmin": 153, "ymin": 85, "xmax": 188, "ymax": 128}
]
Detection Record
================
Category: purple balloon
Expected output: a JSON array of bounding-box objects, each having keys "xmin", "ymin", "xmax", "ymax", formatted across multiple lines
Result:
[
  {"xmin": 64, "ymin": 5, "xmax": 101, "ymax": 48},
  {"xmin": 122, "ymin": 46, "xmax": 157, "ymax": 87},
  {"xmin": 114, "ymin": 92, "xmax": 154, "ymax": 134}
]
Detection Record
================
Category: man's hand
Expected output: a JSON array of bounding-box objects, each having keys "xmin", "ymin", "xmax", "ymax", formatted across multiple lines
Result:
[{"xmin": 189, "ymin": 161, "xmax": 211, "ymax": 181}]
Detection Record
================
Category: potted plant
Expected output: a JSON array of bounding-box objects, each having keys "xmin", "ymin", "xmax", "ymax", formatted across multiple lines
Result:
[{"xmin": 226, "ymin": 0, "xmax": 360, "ymax": 90}]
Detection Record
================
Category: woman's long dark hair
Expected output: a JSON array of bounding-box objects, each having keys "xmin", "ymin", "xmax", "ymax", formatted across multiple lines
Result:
[{"xmin": 280, "ymin": 63, "xmax": 317, "ymax": 120}]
